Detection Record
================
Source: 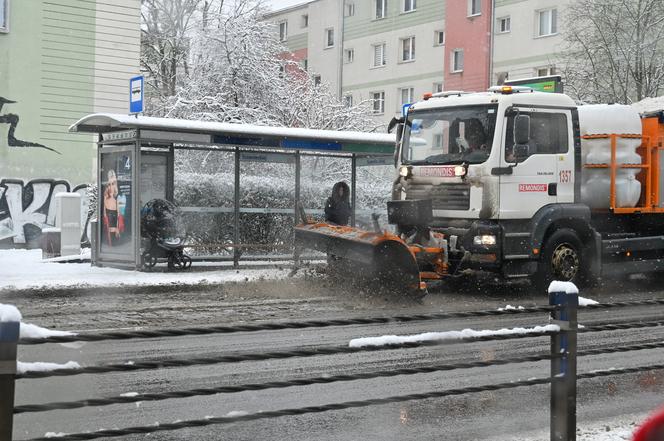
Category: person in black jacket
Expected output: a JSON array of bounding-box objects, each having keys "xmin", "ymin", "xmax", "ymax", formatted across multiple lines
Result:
[{"xmin": 324, "ymin": 181, "xmax": 351, "ymax": 225}]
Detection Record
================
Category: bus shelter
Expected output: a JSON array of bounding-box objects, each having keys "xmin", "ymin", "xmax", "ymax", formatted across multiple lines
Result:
[{"xmin": 69, "ymin": 114, "xmax": 396, "ymax": 270}]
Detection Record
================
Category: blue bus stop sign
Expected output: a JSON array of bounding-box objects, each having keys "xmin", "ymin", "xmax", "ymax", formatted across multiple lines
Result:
[{"xmin": 129, "ymin": 76, "xmax": 144, "ymax": 114}]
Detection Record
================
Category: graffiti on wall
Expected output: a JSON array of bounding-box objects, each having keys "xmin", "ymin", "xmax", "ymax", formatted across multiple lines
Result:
[
  {"xmin": 0, "ymin": 179, "xmax": 89, "ymax": 244},
  {"xmin": 0, "ymin": 97, "xmax": 60, "ymax": 154}
]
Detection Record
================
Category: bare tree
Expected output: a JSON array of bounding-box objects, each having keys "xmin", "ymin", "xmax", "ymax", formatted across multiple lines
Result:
[
  {"xmin": 559, "ymin": 0, "xmax": 664, "ymax": 103},
  {"xmin": 141, "ymin": 0, "xmax": 203, "ymax": 97}
]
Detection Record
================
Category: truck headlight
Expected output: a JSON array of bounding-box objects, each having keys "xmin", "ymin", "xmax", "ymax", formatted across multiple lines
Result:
[
  {"xmin": 473, "ymin": 234, "xmax": 496, "ymax": 246},
  {"xmin": 454, "ymin": 165, "xmax": 466, "ymax": 177},
  {"xmin": 399, "ymin": 166, "xmax": 412, "ymax": 178}
]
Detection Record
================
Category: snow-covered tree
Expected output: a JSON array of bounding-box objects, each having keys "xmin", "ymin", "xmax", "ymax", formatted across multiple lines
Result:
[
  {"xmin": 559, "ymin": 0, "xmax": 664, "ymax": 103},
  {"xmin": 144, "ymin": 0, "xmax": 378, "ymax": 132}
]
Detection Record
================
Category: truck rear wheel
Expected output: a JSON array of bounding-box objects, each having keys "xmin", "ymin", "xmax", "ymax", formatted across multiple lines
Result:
[{"xmin": 535, "ymin": 228, "xmax": 583, "ymax": 293}]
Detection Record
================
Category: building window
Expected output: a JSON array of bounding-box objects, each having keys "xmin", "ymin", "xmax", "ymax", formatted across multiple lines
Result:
[
  {"xmin": 371, "ymin": 91, "xmax": 385, "ymax": 114},
  {"xmin": 400, "ymin": 36, "xmax": 415, "ymax": 62},
  {"xmin": 344, "ymin": 48, "xmax": 355, "ymax": 64},
  {"xmin": 375, "ymin": 0, "xmax": 387, "ymax": 19},
  {"xmin": 0, "ymin": 0, "xmax": 7, "ymax": 32},
  {"xmin": 468, "ymin": 0, "xmax": 481, "ymax": 16},
  {"xmin": 301, "ymin": 14, "xmax": 308, "ymax": 28},
  {"xmin": 344, "ymin": 94, "xmax": 353, "ymax": 107},
  {"xmin": 537, "ymin": 8, "xmax": 557, "ymax": 37},
  {"xmin": 536, "ymin": 66, "xmax": 556, "ymax": 77},
  {"xmin": 278, "ymin": 21, "xmax": 288, "ymax": 42},
  {"xmin": 372, "ymin": 43, "xmax": 386, "ymax": 67},
  {"xmin": 451, "ymin": 49, "xmax": 464, "ymax": 72},
  {"xmin": 278, "ymin": 64, "xmax": 286, "ymax": 78},
  {"xmin": 399, "ymin": 87, "xmax": 414, "ymax": 108},
  {"xmin": 345, "ymin": 3, "xmax": 355, "ymax": 17},
  {"xmin": 433, "ymin": 82, "xmax": 443, "ymax": 93},
  {"xmin": 434, "ymin": 30, "xmax": 445, "ymax": 46},
  {"xmin": 301, "ymin": 59, "xmax": 308, "ymax": 71},
  {"xmin": 403, "ymin": 0, "xmax": 416, "ymax": 13},
  {"xmin": 325, "ymin": 28, "xmax": 334, "ymax": 48},
  {"xmin": 313, "ymin": 75, "xmax": 322, "ymax": 86},
  {"xmin": 498, "ymin": 16, "xmax": 510, "ymax": 33}
]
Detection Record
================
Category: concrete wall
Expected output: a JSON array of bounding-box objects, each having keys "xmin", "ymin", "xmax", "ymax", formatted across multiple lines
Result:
[{"xmin": 0, "ymin": 0, "xmax": 140, "ymax": 245}]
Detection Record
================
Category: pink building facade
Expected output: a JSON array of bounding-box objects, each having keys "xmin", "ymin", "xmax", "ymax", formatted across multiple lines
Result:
[{"xmin": 444, "ymin": 0, "xmax": 493, "ymax": 92}]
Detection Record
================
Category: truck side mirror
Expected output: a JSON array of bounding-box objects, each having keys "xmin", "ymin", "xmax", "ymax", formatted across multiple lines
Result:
[
  {"xmin": 389, "ymin": 116, "xmax": 405, "ymax": 167},
  {"xmin": 514, "ymin": 114, "xmax": 530, "ymax": 145}
]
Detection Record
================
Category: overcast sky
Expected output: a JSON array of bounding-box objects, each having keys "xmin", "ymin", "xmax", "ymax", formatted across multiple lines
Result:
[{"xmin": 265, "ymin": 0, "xmax": 309, "ymax": 11}]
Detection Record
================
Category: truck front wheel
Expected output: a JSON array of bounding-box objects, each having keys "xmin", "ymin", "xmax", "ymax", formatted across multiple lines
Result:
[{"xmin": 536, "ymin": 228, "xmax": 583, "ymax": 293}]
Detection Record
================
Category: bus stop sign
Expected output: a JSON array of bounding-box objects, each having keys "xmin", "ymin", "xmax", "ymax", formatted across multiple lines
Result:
[{"xmin": 129, "ymin": 76, "xmax": 144, "ymax": 114}]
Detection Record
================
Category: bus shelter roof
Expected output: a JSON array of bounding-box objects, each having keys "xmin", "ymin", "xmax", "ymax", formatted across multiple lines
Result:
[{"xmin": 70, "ymin": 113, "xmax": 396, "ymax": 156}]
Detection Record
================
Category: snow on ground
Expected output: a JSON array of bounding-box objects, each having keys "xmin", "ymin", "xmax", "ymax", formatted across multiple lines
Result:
[
  {"xmin": 17, "ymin": 360, "xmax": 81, "ymax": 374},
  {"xmin": 0, "ymin": 249, "xmax": 300, "ymax": 292},
  {"xmin": 497, "ymin": 305, "xmax": 525, "ymax": 311},
  {"xmin": 348, "ymin": 324, "xmax": 559, "ymax": 348},
  {"xmin": 488, "ymin": 413, "xmax": 646, "ymax": 441},
  {"xmin": 20, "ymin": 322, "xmax": 76, "ymax": 339}
]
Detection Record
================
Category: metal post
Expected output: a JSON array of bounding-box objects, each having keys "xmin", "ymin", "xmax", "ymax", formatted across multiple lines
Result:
[
  {"xmin": 0, "ymin": 320, "xmax": 20, "ymax": 441},
  {"xmin": 351, "ymin": 154, "xmax": 357, "ymax": 227},
  {"xmin": 233, "ymin": 147, "xmax": 241, "ymax": 268},
  {"xmin": 293, "ymin": 151, "xmax": 301, "ymax": 265},
  {"xmin": 550, "ymin": 284, "xmax": 578, "ymax": 441}
]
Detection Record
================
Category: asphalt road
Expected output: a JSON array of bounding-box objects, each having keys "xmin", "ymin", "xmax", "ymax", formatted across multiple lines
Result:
[{"xmin": 6, "ymin": 270, "xmax": 664, "ymax": 440}]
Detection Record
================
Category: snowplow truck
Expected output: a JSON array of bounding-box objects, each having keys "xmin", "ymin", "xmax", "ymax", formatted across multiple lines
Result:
[{"xmin": 295, "ymin": 86, "xmax": 664, "ymax": 296}]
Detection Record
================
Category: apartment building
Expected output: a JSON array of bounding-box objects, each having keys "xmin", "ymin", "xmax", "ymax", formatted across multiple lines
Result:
[
  {"xmin": 264, "ymin": 0, "xmax": 445, "ymax": 127},
  {"xmin": 265, "ymin": 0, "xmax": 570, "ymax": 127},
  {"xmin": 492, "ymin": 0, "xmax": 570, "ymax": 85}
]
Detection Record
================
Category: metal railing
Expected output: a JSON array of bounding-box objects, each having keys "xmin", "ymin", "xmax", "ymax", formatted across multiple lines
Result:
[{"xmin": 2, "ymin": 289, "xmax": 664, "ymax": 440}]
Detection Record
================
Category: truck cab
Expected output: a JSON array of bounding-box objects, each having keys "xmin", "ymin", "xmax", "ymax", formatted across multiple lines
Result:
[{"xmin": 394, "ymin": 87, "xmax": 586, "ymax": 284}]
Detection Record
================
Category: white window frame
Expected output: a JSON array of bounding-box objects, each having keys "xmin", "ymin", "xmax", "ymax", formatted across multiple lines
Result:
[
  {"xmin": 325, "ymin": 28, "xmax": 335, "ymax": 48},
  {"xmin": 371, "ymin": 91, "xmax": 385, "ymax": 114},
  {"xmin": 344, "ymin": 94, "xmax": 353, "ymax": 107},
  {"xmin": 451, "ymin": 49, "xmax": 464, "ymax": 73},
  {"xmin": 345, "ymin": 2, "xmax": 355, "ymax": 17},
  {"xmin": 278, "ymin": 20, "xmax": 288, "ymax": 42},
  {"xmin": 498, "ymin": 16, "xmax": 510, "ymax": 33},
  {"xmin": 400, "ymin": 36, "xmax": 415, "ymax": 62},
  {"xmin": 536, "ymin": 66, "xmax": 556, "ymax": 77},
  {"xmin": 301, "ymin": 14, "xmax": 309, "ymax": 28},
  {"xmin": 375, "ymin": 0, "xmax": 387, "ymax": 20},
  {"xmin": 0, "ymin": 0, "xmax": 8, "ymax": 33},
  {"xmin": 433, "ymin": 82, "xmax": 444, "ymax": 93},
  {"xmin": 344, "ymin": 48, "xmax": 355, "ymax": 64},
  {"xmin": 434, "ymin": 30, "xmax": 445, "ymax": 46},
  {"xmin": 403, "ymin": 0, "xmax": 416, "ymax": 13},
  {"xmin": 371, "ymin": 42, "xmax": 387, "ymax": 68},
  {"xmin": 537, "ymin": 8, "xmax": 558, "ymax": 37},
  {"xmin": 468, "ymin": 0, "xmax": 481, "ymax": 17},
  {"xmin": 399, "ymin": 87, "xmax": 414, "ymax": 110}
]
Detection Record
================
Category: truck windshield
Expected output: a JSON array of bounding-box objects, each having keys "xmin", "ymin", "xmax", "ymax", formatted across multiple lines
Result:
[{"xmin": 401, "ymin": 105, "xmax": 498, "ymax": 165}]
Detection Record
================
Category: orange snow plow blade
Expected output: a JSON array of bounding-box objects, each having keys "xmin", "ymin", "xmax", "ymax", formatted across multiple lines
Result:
[{"xmin": 295, "ymin": 222, "xmax": 445, "ymax": 296}]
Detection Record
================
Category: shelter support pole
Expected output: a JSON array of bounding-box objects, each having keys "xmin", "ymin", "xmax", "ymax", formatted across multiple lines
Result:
[
  {"xmin": 0, "ymin": 320, "xmax": 19, "ymax": 441},
  {"xmin": 294, "ymin": 151, "xmax": 301, "ymax": 265},
  {"xmin": 550, "ymin": 286, "xmax": 578, "ymax": 441},
  {"xmin": 233, "ymin": 147, "xmax": 240, "ymax": 268},
  {"xmin": 351, "ymin": 154, "xmax": 357, "ymax": 227}
]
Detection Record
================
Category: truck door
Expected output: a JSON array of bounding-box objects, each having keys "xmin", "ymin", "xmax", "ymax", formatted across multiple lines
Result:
[{"xmin": 499, "ymin": 108, "xmax": 571, "ymax": 219}]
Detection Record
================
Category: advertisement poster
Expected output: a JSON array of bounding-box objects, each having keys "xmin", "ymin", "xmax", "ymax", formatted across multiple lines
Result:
[{"xmin": 100, "ymin": 150, "xmax": 133, "ymax": 256}]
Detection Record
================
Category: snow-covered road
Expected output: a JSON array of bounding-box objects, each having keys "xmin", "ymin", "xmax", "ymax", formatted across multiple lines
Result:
[{"xmin": 6, "ymin": 272, "xmax": 664, "ymax": 440}]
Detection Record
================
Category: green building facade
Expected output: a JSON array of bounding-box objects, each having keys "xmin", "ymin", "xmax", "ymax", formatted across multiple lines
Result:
[{"xmin": 0, "ymin": 0, "xmax": 140, "ymax": 245}]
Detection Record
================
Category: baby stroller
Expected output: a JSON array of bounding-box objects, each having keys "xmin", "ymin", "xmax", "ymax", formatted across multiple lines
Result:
[{"xmin": 140, "ymin": 199, "xmax": 192, "ymax": 270}]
